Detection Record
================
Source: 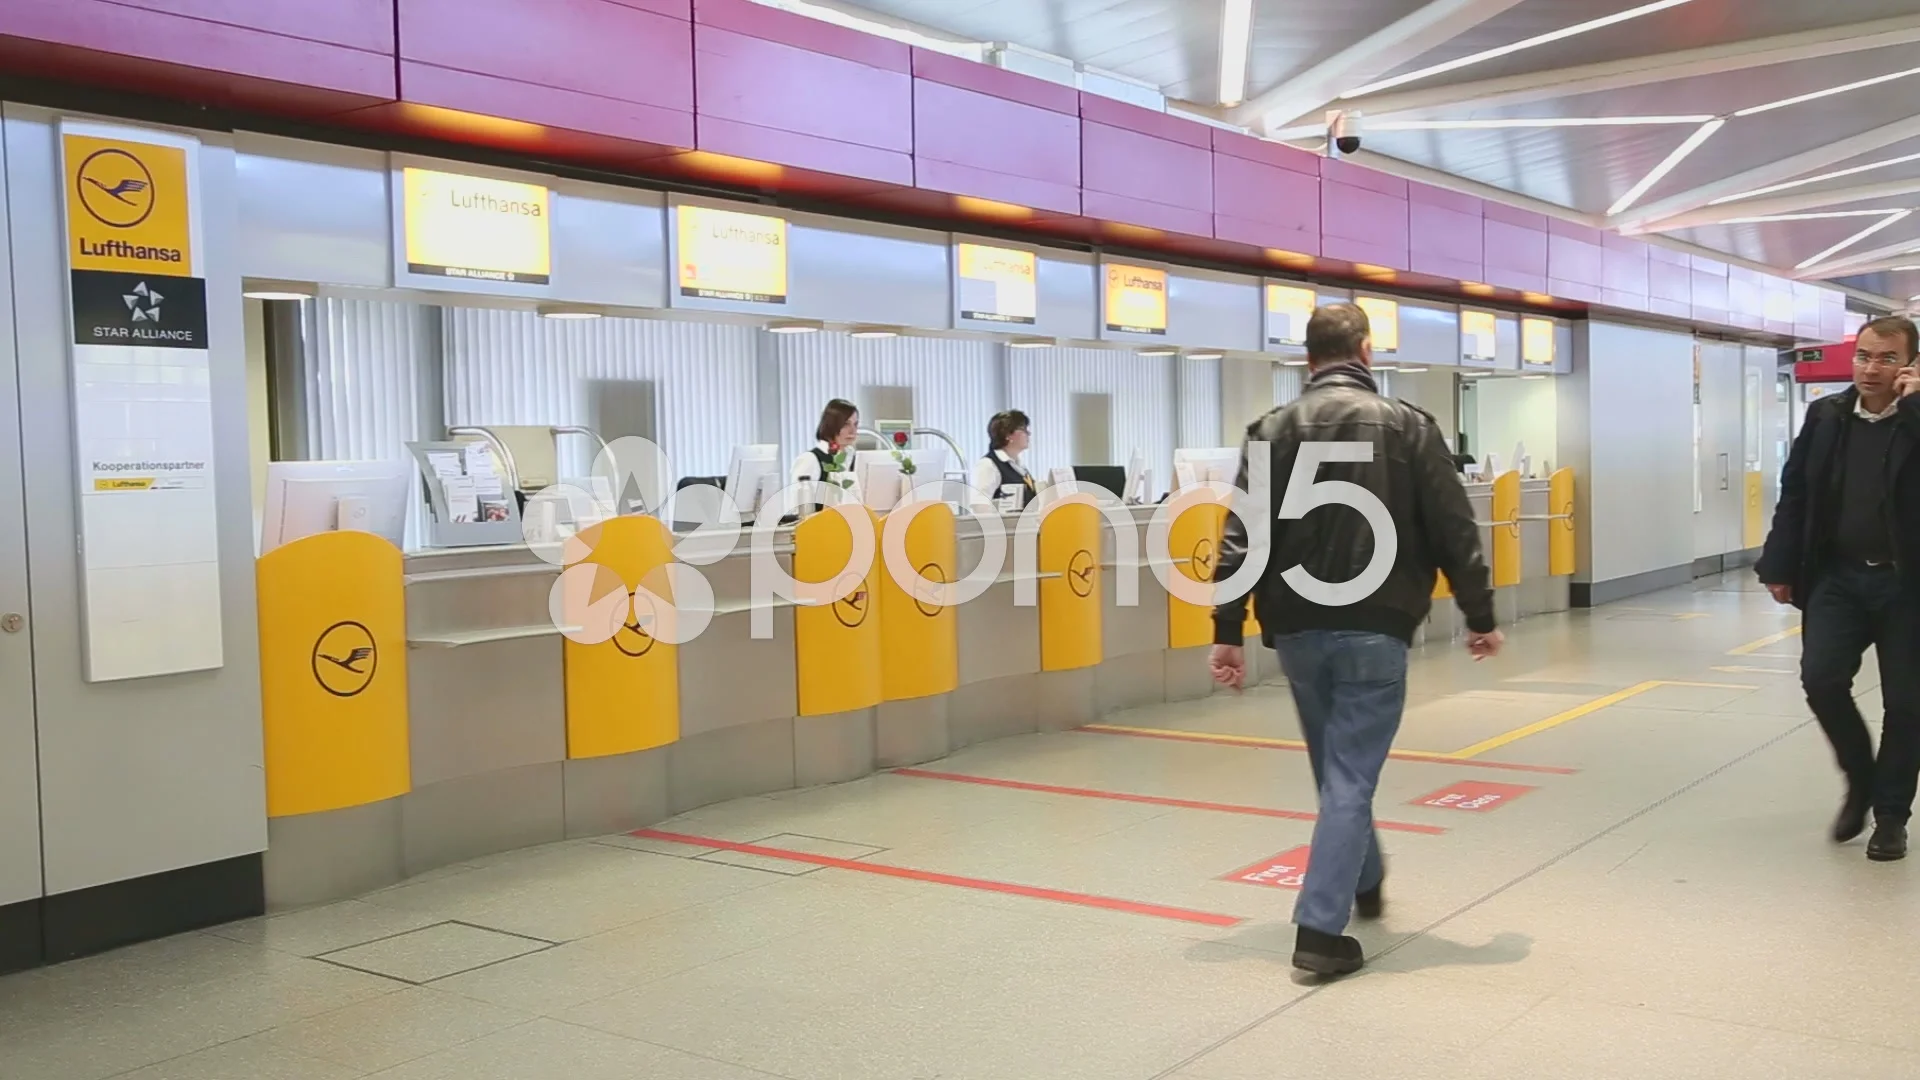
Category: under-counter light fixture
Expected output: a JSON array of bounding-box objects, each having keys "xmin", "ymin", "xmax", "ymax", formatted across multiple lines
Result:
[
  {"xmin": 1607, "ymin": 118, "xmax": 1725, "ymax": 218},
  {"xmin": 1521, "ymin": 374, "xmax": 1548, "ymax": 381},
  {"xmin": 1736, "ymin": 66, "xmax": 1920, "ymax": 118},
  {"xmin": 241, "ymin": 280, "xmax": 316, "ymax": 301},
  {"xmin": 848, "ymin": 325, "xmax": 901, "ymax": 339},
  {"xmin": 1186, "ymin": 349, "xmax": 1227, "ymax": 361},
  {"xmin": 1342, "ymin": 0, "xmax": 1695, "ymax": 99},
  {"xmin": 1280, "ymin": 359, "xmax": 1308, "ymax": 367},
  {"xmin": 1008, "ymin": 336, "xmax": 1055, "ymax": 349},
  {"xmin": 766, "ymin": 319, "xmax": 824, "ymax": 334},
  {"xmin": 1461, "ymin": 370, "xmax": 1492, "ymax": 378},
  {"xmin": 1709, "ymin": 152, "xmax": 1920, "ymax": 207},
  {"xmin": 1397, "ymin": 366, "xmax": 1430, "ymax": 373},
  {"xmin": 1796, "ymin": 210, "xmax": 1913, "ymax": 271},
  {"xmin": 536, "ymin": 302, "xmax": 604, "ymax": 320},
  {"xmin": 1137, "ymin": 345, "xmax": 1180, "ymax": 357},
  {"xmin": 1218, "ymin": 0, "xmax": 1253, "ymax": 106}
]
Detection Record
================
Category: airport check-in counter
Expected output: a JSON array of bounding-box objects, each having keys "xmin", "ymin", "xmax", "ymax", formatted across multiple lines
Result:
[
  {"xmin": 1420, "ymin": 469, "xmax": 1575, "ymax": 643},
  {"xmin": 260, "ymin": 475, "xmax": 1575, "ymax": 909}
]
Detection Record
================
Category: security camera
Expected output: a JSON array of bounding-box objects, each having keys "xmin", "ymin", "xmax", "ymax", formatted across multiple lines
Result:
[{"xmin": 1327, "ymin": 110, "xmax": 1363, "ymax": 156}]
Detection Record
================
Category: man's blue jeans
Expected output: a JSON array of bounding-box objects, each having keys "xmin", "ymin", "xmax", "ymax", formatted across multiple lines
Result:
[{"xmin": 1272, "ymin": 629, "xmax": 1410, "ymax": 936}]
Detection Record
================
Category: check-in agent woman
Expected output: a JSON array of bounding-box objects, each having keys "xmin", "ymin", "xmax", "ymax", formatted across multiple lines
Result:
[
  {"xmin": 971, "ymin": 409, "xmax": 1035, "ymax": 510},
  {"xmin": 791, "ymin": 398, "xmax": 860, "ymax": 487}
]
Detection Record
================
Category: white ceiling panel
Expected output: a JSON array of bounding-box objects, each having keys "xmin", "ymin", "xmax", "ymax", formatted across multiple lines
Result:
[
  {"xmin": 1365, "ymin": 125, "xmax": 1698, "ymax": 215},
  {"xmin": 1668, "ymin": 216, "xmax": 1911, "ymax": 270}
]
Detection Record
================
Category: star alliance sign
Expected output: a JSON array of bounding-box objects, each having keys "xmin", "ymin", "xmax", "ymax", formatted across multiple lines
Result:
[{"xmin": 124, "ymin": 280, "xmax": 162, "ymax": 323}]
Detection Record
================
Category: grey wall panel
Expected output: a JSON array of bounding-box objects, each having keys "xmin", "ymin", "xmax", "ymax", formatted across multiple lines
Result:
[
  {"xmin": 234, "ymin": 134, "xmax": 391, "ymax": 288},
  {"xmin": 442, "ymin": 309, "xmax": 760, "ymax": 481},
  {"xmin": 787, "ymin": 213, "xmax": 949, "ymax": 328},
  {"xmin": 549, "ymin": 185, "xmax": 668, "ymax": 309},
  {"xmin": 6, "ymin": 107, "xmax": 266, "ymax": 895},
  {"xmin": 0, "ymin": 111, "xmax": 42, "ymax": 908},
  {"xmin": 1400, "ymin": 300, "xmax": 1463, "ymax": 371},
  {"xmin": 1569, "ymin": 320, "xmax": 1695, "ymax": 585},
  {"xmin": 1167, "ymin": 268, "xmax": 1261, "ymax": 352},
  {"xmin": 1695, "ymin": 339, "xmax": 1744, "ymax": 560}
]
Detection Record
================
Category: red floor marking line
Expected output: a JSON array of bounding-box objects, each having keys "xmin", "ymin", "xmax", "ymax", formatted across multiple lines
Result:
[
  {"xmin": 1074, "ymin": 725, "xmax": 1579, "ymax": 776},
  {"xmin": 890, "ymin": 768, "xmax": 1447, "ymax": 836},
  {"xmin": 631, "ymin": 829, "xmax": 1246, "ymax": 928}
]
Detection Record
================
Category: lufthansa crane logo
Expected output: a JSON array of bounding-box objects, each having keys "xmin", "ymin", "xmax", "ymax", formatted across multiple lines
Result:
[
  {"xmin": 76, "ymin": 148, "xmax": 157, "ymax": 229},
  {"xmin": 1189, "ymin": 537, "xmax": 1215, "ymax": 581},
  {"xmin": 614, "ymin": 588, "xmax": 657, "ymax": 658},
  {"xmin": 832, "ymin": 573, "xmax": 870, "ymax": 628},
  {"xmin": 312, "ymin": 621, "xmax": 377, "ymax": 698},
  {"xmin": 1067, "ymin": 550, "xmax": 1097, "ymax": 598},
  {"xmin": 913, "ymin": 562, "xmax": 947, "ymax": 618}
]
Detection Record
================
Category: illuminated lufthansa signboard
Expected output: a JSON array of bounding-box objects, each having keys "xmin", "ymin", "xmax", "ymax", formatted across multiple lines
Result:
[
  {"xmin": 957, "ymin": 243, "xmax": 1037, "ymax": 324},
  {"xmin": 678, "ymin": 205, "xmax": 789, "ymax": 305},
  {"xmin": 403, "ymin": 168, "xmax": 551, "ymax": 285},
  {"xmin": 1105, "ymin": 263, "xmax": 1168, "ymax": 335}
]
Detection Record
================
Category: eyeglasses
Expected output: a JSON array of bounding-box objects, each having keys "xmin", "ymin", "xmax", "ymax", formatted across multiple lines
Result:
[{"xmin": 1854, "ymin": 352, "xmax": 1912, "ymax": 369}]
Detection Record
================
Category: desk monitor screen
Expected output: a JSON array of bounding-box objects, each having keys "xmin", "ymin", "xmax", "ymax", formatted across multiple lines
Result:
[
  {"xmin": 261, "ymin": 460, "xmax": 411, "ymax": 555},
  {"xmin": 725, "ymin": 444, "xmax": 780, "ymax": 518},
  {"xmin": 1173, "ymin": 447, "xmax": 1241, "ymax": 489},
  {"xmin": 1072, "ymin": 465, "xmax": 1127, "ymax": 500},
  {"xmin": 853, "ymin": 450, "xmax": 904, "ymax": 511}
]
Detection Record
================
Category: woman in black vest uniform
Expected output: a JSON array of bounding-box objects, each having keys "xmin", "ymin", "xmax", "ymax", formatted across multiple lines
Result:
[
  {"xmin": 972, "ymin": 410, "xmax": 1035, "ymax": 510},
  {"xmin": 791, "ymin": 398, "xmax": 860, "ymax": 507}
]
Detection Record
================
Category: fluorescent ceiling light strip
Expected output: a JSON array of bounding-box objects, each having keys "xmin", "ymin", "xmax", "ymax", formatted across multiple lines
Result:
[
  {"xmin": 1796, "ymin": 210, "xmax": 1912, "ymax": 270},
  {"xmin": 1736, "ymin": 65, "xmax": 1920, "ymax": 118},
  {"xmin": 1343, "ymin": 0, "xmax": 1696, "ymax": 99},
  {"xmin": 1218, "ymin": 0, "xmax": 1253, "ymax": 106},
  {"xmin": 1720, "ymin": 209, "xmax": 1910, "ymax": 224},
  {"xmin": 1370, "ymin": 115, "xmax": 1712, "ymax": 131},
  {"xmin": 1608, "ymin": 119, "xmax": 1725, "ymax": 218},
  {"xmin": 1707, "ymin": 152, "xmax": 1920, "ymax": 207}
]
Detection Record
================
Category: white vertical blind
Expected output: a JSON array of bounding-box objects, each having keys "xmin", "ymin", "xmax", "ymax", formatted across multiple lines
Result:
[
  {"xmin": 1178, "ymin": 355, "xmax": 1221, "ymax": 449},
  {"xmin": 441, "ymin": 310, "xmax": 760, "ymax": 482},
  {"xmin": 301, "ymin": 296, "xmax": 427, "ymax": 462},
  {"xmin": 1008, "ymin": 346, "xmax": 1175, "ymax": 494},
  {"xmin": 1273, "ymin": 364, "xmax": 1304, "ymax": 407},
  {"xmin": 776, "ymin": 331, "xmax": 1000, "ymax": 469}
]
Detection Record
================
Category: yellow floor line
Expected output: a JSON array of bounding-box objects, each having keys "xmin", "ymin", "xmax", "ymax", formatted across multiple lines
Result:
[
  {"xmin": 1713, "ymin": 664, "xmax": 1796, "ymax": 675},
  {"xmin": 1728, "ymin": 625, "xmax": 1802, "ymax": 655},
  {"xmin": 1442, "ymin": 679, "xmax": 1757, "ymax": 760}
]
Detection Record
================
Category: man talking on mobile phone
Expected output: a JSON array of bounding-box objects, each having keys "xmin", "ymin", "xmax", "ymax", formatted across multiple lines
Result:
[
  {"xmin": 1757, "ymin": 315, "xmax": 1920, "ymax": 861},
  {"xmin": 1208, "ymin": 302, "xmax": 1500, "ymax": 978}
]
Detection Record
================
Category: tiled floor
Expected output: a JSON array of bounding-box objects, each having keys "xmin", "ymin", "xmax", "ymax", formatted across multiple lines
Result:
[{"xmin": 6, "ymin": 573, "xmax": 1916, "ymax": 1079}]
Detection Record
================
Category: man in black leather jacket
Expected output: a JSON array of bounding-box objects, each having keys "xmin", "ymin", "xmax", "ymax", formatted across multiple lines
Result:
[{"xmin": 1209, "ymin": 301, "xmax": 1501, "ymax": 978}]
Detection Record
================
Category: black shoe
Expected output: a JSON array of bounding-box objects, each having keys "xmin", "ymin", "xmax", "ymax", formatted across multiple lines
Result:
[
  {"xmin": 1834, "ymin": 789, "xmax": 1871, "ymax": 844},
  {"xmin": 1868, "ymin": 820, "xmax": 1908, "ymax": 862},
  {"xmin": 1355, "ymin": 884, "xmax": 1384, "ymax": 920},
  {"xmin": 1292, "ymin": 926, "xmax": 1364, "ymax": 977}
]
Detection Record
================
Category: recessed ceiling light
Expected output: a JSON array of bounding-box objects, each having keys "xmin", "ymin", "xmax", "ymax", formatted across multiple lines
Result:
[
  {"xmin": 1343, "ymin": 0, "xmax": 1696, "ymax": 99},
  {"xmin": 1218, "ymin": 0, "xmax": 1252, "ymax": 106},
  {"xmin": 1736, "ymin": 65, "xmax": 1920, "ymax": 118},
  {"xmin": 766, "ymin": 319, "xmax": 824, "ymax": 334},
  {"xmin": 1281, "ymin": 359, "xmax": 1308, "ymax": 367},
  {"xmin": 536, "ymin": 303, "xmax": 604, "ymax": 320},
  {"xmin": 1397, "ymin": 366, "xmax": 1430, "ymax": 373},
  {"xmin": 1709, "ymin": 152, "xmax": 1920, "ymax": 207},
  {"xmin": 848, "ymin": 325, "xmax": 901, "ymax": 339},
  {"xmin": 1796, "ymin": 211, "xmax": 1913, "ymax": 271},
  {"xmin": 1370, "ymin": 116, "xmax": 1712, "ymax": 131},
  {"xmin": 1137, "ymin": 345, "xmax": 1180, "ymax": 357},
  {"xmin": 1186, "ymin": 349, "xmax": 1226, "ymax": 361},
  {"xmin": 1608, "ymin": 119, "xmax": 1725, "ymax": 218},
  {"xmin": 1008, "ymin": 336, "xmax": 1055, "ymax": 349},
  {"xmin": 1521, "ymin": 374, "xmax": 1548, "ymax": 381},
  {"xmin": 241, "ymin": 279, "xmax": 316, "ymax": 301},
  {"xmin": 1461, "ymin": 371, "xmax": 1491, "ymax": 378}
]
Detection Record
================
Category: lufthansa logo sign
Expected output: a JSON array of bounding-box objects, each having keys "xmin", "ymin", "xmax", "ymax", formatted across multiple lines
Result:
[
  {"xmin": 312, "ymin": 621, "xmax": 377, "ymax": 698},
  {"xmin": 76, "ymin": 148, "xmax": 156, "ymax": 229},
  {"xmin": 832, "ymin": 573, "xmax": 870, "ymax": 628},
  {"xmin": 1189, "ymin": 537, "xmax": 1215, "ymax": 581},
  {"xmin": 913, "ymin": 562, "xmax": 947, "ymax": 618},
  {"xmin": 614, "ymin": 588, "xmax": 656, "ymax": 658},
  {"xmin": 1066, "ymin": 550, "xmax": 1097, "ymax": 598}
]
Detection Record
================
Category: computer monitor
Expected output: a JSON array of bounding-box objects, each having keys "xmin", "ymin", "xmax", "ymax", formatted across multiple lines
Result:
[
  {"xmin": 1173, "ymin": 447, "xmax": 1241, "ymax": 490},
  {"xmin": 1124, "ymin": 448, "xmax": 1148, "ymax": 503},
  {"xmin": 261, "ymin": 460, "xmax": 411, "ymax": 555},
  {"xmin": 724, "ymin": 444, "xmax": 780, "ymax": 518},
  {"xmin": 1072, "ymin": 465, "xmax": 1128, "ymax": 501},
  {"xmin": 853, "ymin": 450, "xmax": 904, "ymax": 511}
]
